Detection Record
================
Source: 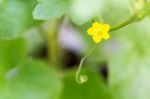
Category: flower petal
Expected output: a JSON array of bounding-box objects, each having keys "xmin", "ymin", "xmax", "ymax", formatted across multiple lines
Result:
[
  {"xmin": 87, "ymin": 27, "xmax": 96, "ymax": 36},
  {"xmin": 92, "ymin": 22, "xmax": 102, "ymax": 29},
  {"xmin": 87, "ymin": 27, "xmax": 94, "ymax": 36},
  {"xmin": 102, "ymin": 24, "xmax": 110, "ymax": 33},
  {"xmin": 92, "ymin": 35, "xmax": 102, "ymax": 43},
  {"xmin": 101, "ymin": 33, "xmax": 110, "ymax": 40}
]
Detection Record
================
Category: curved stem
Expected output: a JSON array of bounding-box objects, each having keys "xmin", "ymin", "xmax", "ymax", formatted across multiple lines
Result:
[
  {"xmin": 110, "ymin": 3, "xmax": 150, "ymax": 32},
  {"xmin": 110, "ymin": 14, "xmax": 136, "ymax": 32},
  {"xmin": 76, "ymin": 44, "xmax": 98, "ymax": 84}
]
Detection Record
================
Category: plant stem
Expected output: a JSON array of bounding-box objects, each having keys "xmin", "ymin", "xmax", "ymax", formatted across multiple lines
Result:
[
  {"xmin": 76, "ymin": 44, "xmax": 98, "ymax": 84},
  {"xmin": 110, "ymin": 3, "xmax": 150, "ymax": 32},
  {"xmin": 46, "ymin": 19, "xmax": 60, "ymax": 68},
  {"xmin": 110, "ymin": 15, "xmax": 136, "ymax": 32}
]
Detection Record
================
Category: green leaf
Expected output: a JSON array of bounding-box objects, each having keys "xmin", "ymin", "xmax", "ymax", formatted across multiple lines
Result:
[
  {"xmin": 69, "ymin": 0, "xmax": 103, "ymax": 24},
  {"xmin": 100, "ymin": 0, "xmax": 131, "ymax": 25},
  {"xmin": 60, "ymin": 69, "xmax": 112, "ymax": 99},
  {"xmin": 33, "ymin": 0, "xmax": 70, "ymax": 20},
  {"xmin": 0, "ymin": 38, "xmax": 26, "ymax": 71},
  {"xmin": 0, "ymin": 0, "xmax": 40, "ymax": 39},
  {"xmin": 0, "ymin": 59, "xmax": 62, "ymax": 99},
  {"xmin": 33, "ymin": 0, "xmax": 103, "ymax": 24}
]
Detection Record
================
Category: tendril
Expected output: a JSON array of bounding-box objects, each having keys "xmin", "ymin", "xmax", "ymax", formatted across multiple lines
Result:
[{"xmin": 76, "ymin": 44, "xmax": 98, "ymax": 84}]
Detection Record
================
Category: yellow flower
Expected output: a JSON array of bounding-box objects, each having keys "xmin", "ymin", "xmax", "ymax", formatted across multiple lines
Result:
[{"xmin": 87, "ymin": 21, "xmax": 110, "ymax": 43}]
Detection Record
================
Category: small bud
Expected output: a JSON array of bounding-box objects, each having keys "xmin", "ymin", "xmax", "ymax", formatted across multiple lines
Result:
[{"xmin": 79, "ymin": 75, "xmax": 88, "ymax": 84}]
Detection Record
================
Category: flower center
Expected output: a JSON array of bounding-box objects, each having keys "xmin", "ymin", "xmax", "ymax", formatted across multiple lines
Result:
[{"xmin": 96, "ymin": 29, "xmax": 102, "ymax": 35}]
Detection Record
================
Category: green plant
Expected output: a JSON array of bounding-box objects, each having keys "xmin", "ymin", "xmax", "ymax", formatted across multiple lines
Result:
[{"xmin": 0, "ymin": 0, "xmax": 150, "ymax": 99}]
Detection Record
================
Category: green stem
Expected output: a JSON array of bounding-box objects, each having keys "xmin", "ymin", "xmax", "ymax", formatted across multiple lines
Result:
[
  {"xmin": 46, "ymin": 20, "xmax": 60, "ymax": 68},
  {"xmin": 110, "ymin": 15, "xmax": 136, "ymax": 32},
  {"xmin": 110, "ymin": 3, "xmax": 150, "ymax": 32},
  {"xmin": 76, "ymin": 44, "xmax": 98, "ymax": 84}
]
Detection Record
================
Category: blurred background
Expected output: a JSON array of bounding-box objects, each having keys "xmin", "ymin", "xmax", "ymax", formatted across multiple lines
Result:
[{"xmin": 0, "ymin": 0, "xmax": 150, "ymax": 99}]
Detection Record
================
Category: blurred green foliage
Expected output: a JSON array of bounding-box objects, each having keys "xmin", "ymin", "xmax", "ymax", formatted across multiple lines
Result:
[
  {"xmin": 0, "ymin": 59, "xmax": 62, "ymax": 99},
  {"xmin": 60, "ymin": 70, "xmax": 112, "ymax": 99},
  {"xmin": 0, "ymin": 38, "xmax": 26, "ymax": 71},
  {"xmin": 0, "ymin": 0, "xmax": 40, "ymax": 38},
  {"xmin": 0, "ymin": 0, "xmax": 150, "ymax": 99}
]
